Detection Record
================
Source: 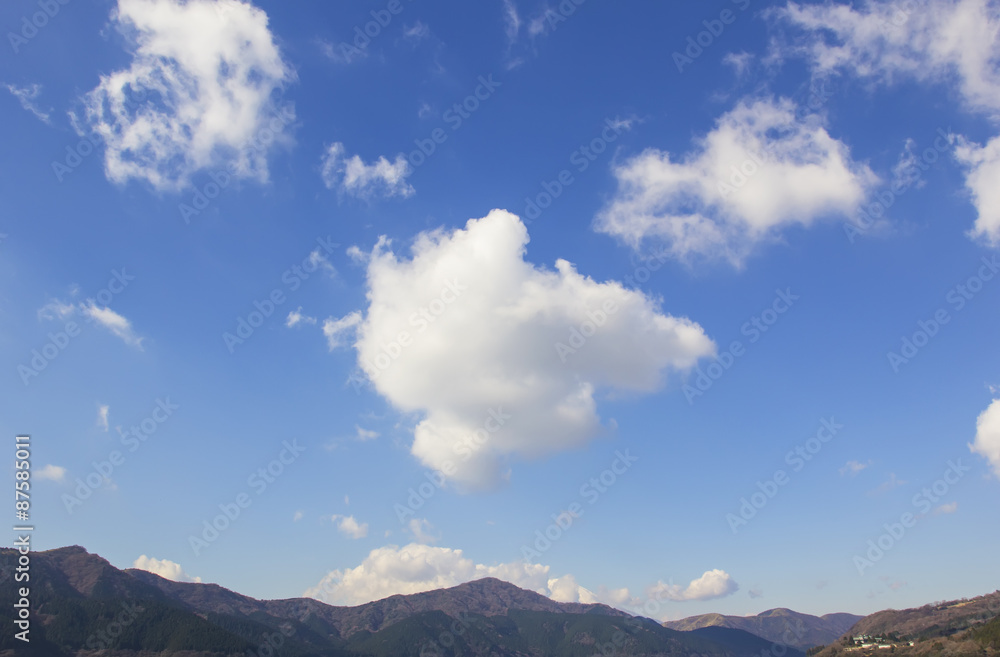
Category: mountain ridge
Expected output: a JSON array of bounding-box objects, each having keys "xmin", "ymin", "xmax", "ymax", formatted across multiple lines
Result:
[
  {"xmin": 0, "ymin": 545, "xmax": 807, "ymax": 657},
  {"xmin": 662, "ymin": 606, "xmax": 864, "ymax": 650}
]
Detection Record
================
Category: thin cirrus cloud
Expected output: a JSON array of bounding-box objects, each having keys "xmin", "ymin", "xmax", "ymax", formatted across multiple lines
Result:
[
  {"xmin": 776, "ymin": 0, "xmax": 1000, "ymax": 246},
  {"xmin": 77, "ymin": 0, "xmax": 295, "ymax": 191},
  {"xmin": 39, "ymin": 300, "xmax": 144, "ymax": 349},
  {"xmin": 339, "ymin": 209, "xmax": 714, "ymax": 490},
  {"xmin": 304, "ymin": 543, "xmax": 737, "ymax": 613},
  {"xmin": 595, "ymin": 97, "xmax": 876, "ymax": 267},
  {"xmin": 5, "ymin": 83, "xmax": 51, "ymax": 123},
  {"xmin": 321, "ymin": 143, "xmax": 414, "ymax": 199}
]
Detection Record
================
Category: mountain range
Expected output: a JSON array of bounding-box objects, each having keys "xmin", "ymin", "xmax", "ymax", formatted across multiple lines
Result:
[
  {"xmin": 0, "ymin": 545, "xmax": 812, "ymax": 657},
  {"xmin": 662, "ymin": 608, "xmax": 863, "ymax": 650},
  {"xmin": 2, "ymin": 545, "xmax": 997, "ymax": 657}
]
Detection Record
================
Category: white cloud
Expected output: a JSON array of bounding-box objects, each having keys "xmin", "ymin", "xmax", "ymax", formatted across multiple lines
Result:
[
  {"xmin": 39, "ymin": 299, "xmax": 144, "ymax": 349},
  {"xmin": 648, "ymin": 569, "xmax": 740, "ymax": 602},
  {"xmin": 81, "ymin": 303, "xmax": 144, "ymax": 349},
  {"xmin": 407, "ymin": 518, "xmax": 438, "ymax": 544},
  {"xmin": 132, "ymin": 555, "xmax": 201, "ymax": 582},
  {"xmin": 323, "ymin": 311, "xmax": 363, "ymax": 351},
  {"xmin": 293, "ymin": 510, "xmax": 304, "ymax": 522},
  {"xmin": 286, "ymin": 307, "xmax": 317, "ymax": 328},
  {"xmin": 355, "ymin": 425, "xmax": 380, "ymax": 441},
  {"xmin": 304, "ymin": 543, "xmax": 736, "ymax": 612},
  {"xmin": 5, "ymin": 83, "xmax": 50, "ymax": 123},
  {"xmin": 778, "ymin": 0, "xmax": 1000, "ymax": 245},
  {"xmin": 78, "ymin": 0, "xmax": 295, "ymax": 190},
  {"xmin": 308, "ymin": 248, "xmax": 337, "ymax": 277},
  {"xmin": 840, "ymin": 459, "xmax": 873, "ymax": 476},
  {"xmin": 353, "ymin": 210, "xmax": 714, "ymax": 489},
  {"xmin": 780, "ymin": 0, "xmax": 1000, "ymax": 117},
  {"xmin": 722, "ymin": 52, "xmax": 754, "ymax": 78},
  {"xmin": 596, "ymin": 97, "xmax": 876, "ymax": 266},
  {"xmin": 332, "ymin": 514, "xmax": 369, "ymax": 539},
  {"xmin": 35, "ymin": 465, "xmax": 66, "ymax": 482},
  {"xmin": 547, "ymin": 573, "xmax": 599, "ymax": 603},
  {"xmin": 321, "ymin": 142, "xmax": 414, "ymax": 199},
  {"xmin": 971, "ymin": 398, "xmax": 1000, "ymax": 476},
  {"xmin": 97, "ymin": 405, "xmax": 110, "ymax": 432},
  {"xmin": 934, "ymin": 502, "xmax": 959, "ymax": 515},
  {"xmin": 955, "ymin": 135, "xmax": 1000, "ymax": 246},
  {"xmin": 305, "ymin": 543, "xmax": 556, "ymax": 606}
]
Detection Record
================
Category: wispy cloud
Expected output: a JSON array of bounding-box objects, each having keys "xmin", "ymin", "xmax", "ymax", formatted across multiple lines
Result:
[
  {"xmin": 5, "ymin": 83, "xmax": 50, "ymax": 123},
  {"xmin": 355, "ymin": 425, "xmax": 379, "ymax": 441},
  {"xmin": 323, "ymin": 312, "xmax": 362, "ymax": 351},
  {"xmin": 403, "ymin": 21, "xmax": 430, "ymax": 42},
  {"xmin": 934, "ymin": 502, "xmax": 958, "ymax": 515},
  {"xmin": 407, "ymin": 518, "xmax": 438, "ymax": 544},
  {"xmin": 332, "ymin": 514, "xmax": 369, "ymax": 539},
  {"xmin": 97, "ymin": 404, "xmax": 110, "ymax": 432},
  {"xmin": 869, "ymin": 472, "xmax": 907, "ymax": 496},
  {"xmin": 286, "ymin": 307, "xmax": 317, "ymax": 328},
  {"xmin": 321, "ymin": 143, "xmax": 414, "ymax": 199},
  {"xmin": 39, "ymin": 299, "xmax": 144, "ymax": 349},
  {"xmin": 840, "ymin": 459, "xmax": 873, "ymax": 476}
]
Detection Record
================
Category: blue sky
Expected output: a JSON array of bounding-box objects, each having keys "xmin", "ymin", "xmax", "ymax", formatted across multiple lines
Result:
[{"xmin": 2, "ymin": 0, "xmax": 1000, "ymax": 620}]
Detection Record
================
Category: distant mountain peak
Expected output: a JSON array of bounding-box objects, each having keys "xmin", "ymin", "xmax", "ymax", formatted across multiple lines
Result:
[{"xmin": 663, "ymin": 607, "xmax": 864, "ymax": 650}]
